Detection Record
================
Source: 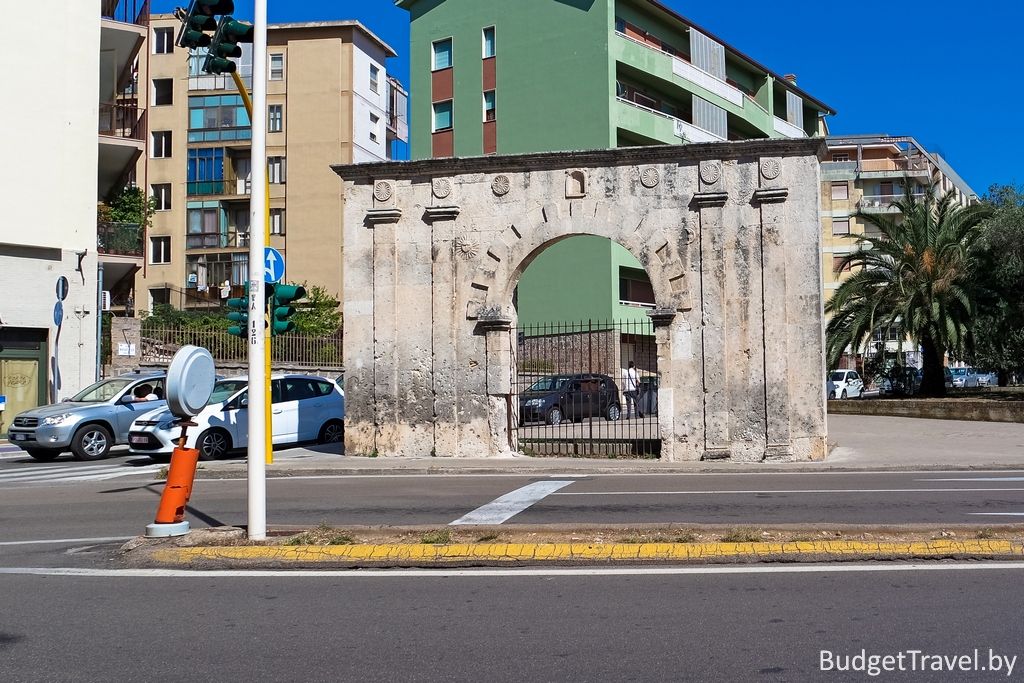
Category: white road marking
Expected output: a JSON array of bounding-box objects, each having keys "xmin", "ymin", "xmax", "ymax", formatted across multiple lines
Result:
[
  {"xmin": 920, "ymin": 477, "xmax": 1024, "ymax": 482},
  {"xmin": 967, "ymin": 513, "xmax": 1024, "ymax": 517},
  {"xmin": 551, "ymin": 488, "xmax": 1024, "ymax": 496},
  {"xmin": 0, "ymin": 464, "xmax": 163, "ymax": 485},
  {"xmin": 0, "ymin": 536, "xmax": 134, "ymax": 547},
  {"xmin": 4, "ymin": 562, "xmax": 1024, "ymax": 579},
  {"xmin": 0, "ymin": 466, "xmax": 83, "ymax": 479},
  {"xmin": 450, "ymin": 480, "xmax": 576, "ymax": 525}
]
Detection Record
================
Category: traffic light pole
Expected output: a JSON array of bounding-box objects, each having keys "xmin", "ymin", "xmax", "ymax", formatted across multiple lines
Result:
[
  {"xmin": 230, "ymin": 70, "xmax": 274, "ymax": 470},
  {"xmin": 247, "ymin": 0, "xmax": 269, "ymax": 541}
]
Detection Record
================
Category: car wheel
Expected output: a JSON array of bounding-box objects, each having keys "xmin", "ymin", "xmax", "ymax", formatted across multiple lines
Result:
[
  {"xmin": 148, "ymin": 453, "xmax": 172, "ymax": 465},
  {"xmin": 606, "ymin": 404, "xmax": 621, "ymax": 421},
  {"xmin": 26, "ymin": 448, "xmax": 60, "ymax": 462},
  {"xmin": 828, "ymin": 391, "xmax": 835, "ymax": 400},
  {"xmin": 546, "ymin": 406, "xmax": 563, "ymax": 426},
  {"xmin": 196, "ymin": 428, "xmax": 231, "ymax": 461},
  {"xmin": 318, "ymin": 419, "xmax": 345, "ymax": 444},
  {"xmin": 841, "ymin": 389, "xmax": 847, "ymax": 400},
  {"xmin": 71, "ymin": 424, "xmax": 113, "ymax": 461}
]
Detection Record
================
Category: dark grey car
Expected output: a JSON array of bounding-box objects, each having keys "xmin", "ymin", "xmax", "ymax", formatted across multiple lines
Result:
[{"xmin": 519, "ymin": 373, "xmax": 622, "ymax": 426}]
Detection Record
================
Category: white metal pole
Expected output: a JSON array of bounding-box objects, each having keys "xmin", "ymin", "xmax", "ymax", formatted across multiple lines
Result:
[{"xmin": 247, "ymin": 0, "xmax": 269, "ymax": 541}]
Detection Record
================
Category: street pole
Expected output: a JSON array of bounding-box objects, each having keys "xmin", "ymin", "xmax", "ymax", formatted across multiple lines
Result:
[{"xmin": 247, "ymin": 0, "xmax": 268, "ymax": 541}]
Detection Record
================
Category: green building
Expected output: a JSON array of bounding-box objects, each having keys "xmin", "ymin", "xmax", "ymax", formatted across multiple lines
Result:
[{"xmin": 397, "ymin": 0, "xmax": 834, "ymax": 328}]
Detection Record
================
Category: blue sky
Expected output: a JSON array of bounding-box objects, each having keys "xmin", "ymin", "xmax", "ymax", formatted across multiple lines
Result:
[{"xmin": 152, "ymin": 1, "xmax": 1021, "ymax": 195}]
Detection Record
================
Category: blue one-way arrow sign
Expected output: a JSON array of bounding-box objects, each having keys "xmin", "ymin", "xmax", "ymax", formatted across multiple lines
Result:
[{"xmin": 264, "ymin": 247, "xmax": 284, "ymax": 284}]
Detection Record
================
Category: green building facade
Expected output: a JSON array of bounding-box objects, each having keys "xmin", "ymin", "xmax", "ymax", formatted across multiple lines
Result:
[{"xmin": 398, "ymin": 0, "xmax": 833, "ymax": 326}]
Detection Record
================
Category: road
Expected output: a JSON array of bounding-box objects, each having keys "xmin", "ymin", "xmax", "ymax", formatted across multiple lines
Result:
[{"xmin": 1, "ymin": 564, "xmax": 1022, "ymax": 681}]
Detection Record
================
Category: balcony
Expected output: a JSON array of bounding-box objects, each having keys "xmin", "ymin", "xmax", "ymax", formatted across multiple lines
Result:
[
  {"xmin": 97, "ymin": 222, "xmax": 143, "ymax": 258},
  {"xmin": 100, "ymin": 2, "xmax": 147, "ymax": 104},
  {"xmin": 773, "ymin": 116, "xmax": 806, "ymax": 139},
  {"xmin": 187, "ymin": 180, "xmax": 226, "ymax": 196},
  {"xmin": 99, "ymin": 102, "xmax": 145, "ymax": 140},
  {"xmin": 615, "ymin": 97, "xmax": 724, "ymax": 145},
  {"xmin": 859, "ymin": 157, "xmax": 932, "ymax": 179},
  {"xmin": 858, "ymin": 194, "xmax": 924, "ymax": 213},
  {"xmin": 98, "ymin": 103, "xmax": 145, "ymax": 199}
]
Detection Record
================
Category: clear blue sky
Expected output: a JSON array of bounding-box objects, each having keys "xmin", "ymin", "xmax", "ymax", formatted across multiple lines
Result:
[{"xmin": 152, "ymin": 0, "xmax": 1021, "ymax": 195}]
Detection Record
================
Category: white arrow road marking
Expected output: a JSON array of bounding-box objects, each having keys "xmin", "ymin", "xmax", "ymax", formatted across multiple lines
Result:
[{"xmin": 450, "ymin": 480, "xmax": 576, "ymax": 525}]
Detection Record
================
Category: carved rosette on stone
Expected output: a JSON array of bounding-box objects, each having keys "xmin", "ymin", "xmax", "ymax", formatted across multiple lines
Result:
[
  {"xmin": 432, "ymin": 178, "xmax": 452, "ymax": 200},
  {"xmin": 491, "ymin": 175, "xmax": 511, "ymax": 197},
  {"xmin": 759, "ymin": 158, "xmax": 783, "ymax": 181},
  {"xmin": 453, "ymin": 234, "xmax": 480, "ymax": 261},
  {"xmin": 699, "ymin": 160, "xmax": 722, "ymax": 187},
  {"xmin": 640, "ymin": 167, "xmax": 661, "ymax": 189},
  {"xmin": 373, "ymin": 180, "xmax": 394, "ymax": 203}
]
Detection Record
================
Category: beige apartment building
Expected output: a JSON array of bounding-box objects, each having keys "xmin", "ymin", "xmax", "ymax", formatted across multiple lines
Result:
[
  {"xmin": 134, "ymin": 15, "xmax": 408, "ymax": 313},
  {"xmin": 820, "ymin": 134, "xmax": 978, "ymax": 366}
]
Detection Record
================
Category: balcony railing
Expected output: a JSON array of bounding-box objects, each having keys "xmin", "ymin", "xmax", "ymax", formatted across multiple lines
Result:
[
  {"xmin": 97, "ymin": 222, "xmax": 143, "ymax": 257},
  {"xmin": 772, "ymin": 116, "xmax": 806, "ymax": 139},
  {"xmin": 99, "ymin": 102, "xmax": 146, "ymax": 141},
  {"xmin": 102, "ymin": 0, "xmax": 150, "ymax": 26},
  {"xmin": 187, "ymin": 180, "xmax": 226, "ymax": 196},
  {"xmin": 616, "ymin": 96, "xmax": 725, "ymax": 143},
  {"xmin": 860, "ymin": 157, "xmax": 932, "ymax": 174},
  {"xmin": 859, "ymin": 194, "xmax": 925, "ymax": 212}
]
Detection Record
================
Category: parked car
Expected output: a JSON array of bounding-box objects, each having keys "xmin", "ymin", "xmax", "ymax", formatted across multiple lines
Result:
[
  {"xmin": 976, "ymin": 370, "xmax": 999, "ymax": 387},
  {"xmin": 128, "ymin": 374, "xmax": 345, "ymax": 462},
  {"xmin": 949, "ymin": 367, "xmax": 980, "ymax": 388},
  {"xmin": 6, "ymin": 372, "xmax": 167, "ymax": 461},
  {"xmin": 827, "ymin": 370, "xmax": 864, "ymax": 399},
  {"xmin": 519, "ymin": 373, "xmax": 621, "ymax": 426}
]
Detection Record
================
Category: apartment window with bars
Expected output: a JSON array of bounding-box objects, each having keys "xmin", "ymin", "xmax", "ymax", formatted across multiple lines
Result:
[
  {"xmin": 832, "ymin": 218, "xmax": 850, "ymax": 236},
  {"xmin": 268, "ymin": 157, "xmax": 286, "ymax": 184},
  {"xmin": 268, "ymin": 104, "xmax": 283, "ymax": 133},
  {"xmin": 270, "ymin": 209, "xmax": 285, "ymax": 235}
]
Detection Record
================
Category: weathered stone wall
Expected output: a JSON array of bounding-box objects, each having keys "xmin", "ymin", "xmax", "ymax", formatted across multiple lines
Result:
[{"xmin": 333, "ymin": 140, "xmax": 828, "ymax": 462}]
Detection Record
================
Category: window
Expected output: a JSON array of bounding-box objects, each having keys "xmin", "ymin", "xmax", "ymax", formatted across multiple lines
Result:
[
  {"xmin": 483, "ymin": 91, "xmax": 496, "ymax": 122},
  {"xmin": 831, "ymin": 152, "xmax": 850, "ymax": 162},
  {"xmin": 270, "ymin": 208, "xmax": 285, "ymax": 235},
  {"xmin": 153, "ymin": 27, "xmax": 174, "ymax": 54},
  {"xmin": 831, "ymin": 182, "xmax": 849, "ymax": 201},
  {"xmin": 152, "ymin": 78, "xmax": 173, "ymax": 106},
  {"xmin": 269, "ymin": 54, "xmax": 284, "ymax": 80},
  {"xmin": 432, "ymin": 100, "xmax": 453, "ymax": 132},
  {"xmin": 187, "ymin": 148, "xmax": 224, "ymax": 194},
  {"xmin": 432, "ymin": 38, "xmax": 453, "ymax": 70},
  {"xmin": 268, "ymin": 104, "xmax": 283, "ymax": 133},
  {"xmin": 482, "ymin": 27, "xmax": 495, "ymax": 58},
  {"xmin": 370, "ymin": 64, "xmax": 380, "ymax": 93},
  {"xmin": 188, "ymin": 94, "xmax": 251, "ymax": 142},
  {"xmin": 833, "ymin": 255, "xmax": 851, "ymax": 273},
  {"xmin": 151, "ymin": 183, "xmax": 172, "ymax": 211},
  {"xmin": 832, "ymin": 218, "xmax": 850, "ymax": 236},
  {"xmin": 619, "ymin": 268, "xmax": 656, "ymax": 306},
  {"xmin": 149, "ymin": 236, "xmax": 171, "ymax": 264},
  {"xmin": 150, "ymin": 288, "xmax": 171, "ymax": 306},
  {"xmin": 268, "ymin": 157, "xmax": 285, "ymax": 184},
  {"xmin": 186, "ymin": 204, "xmax": 222, "ymax": 249},
  {"xmin": 151, "ymin": 130, "xmax": 172, "ymax": 158},
  {"xmin": 369, "ymin": 113, "xmax": 380, "ymax": 143}
]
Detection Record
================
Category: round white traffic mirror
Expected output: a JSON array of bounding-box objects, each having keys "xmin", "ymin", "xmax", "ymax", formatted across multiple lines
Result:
[{"xmin": 166, "ymin": 345, "xmax": 216, "ymax": 418}]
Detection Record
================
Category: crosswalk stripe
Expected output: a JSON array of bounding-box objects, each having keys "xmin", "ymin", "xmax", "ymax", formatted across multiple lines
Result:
[
  {"xmin": 0, "ymin": 466, "xmax": 83, "ymax": 480},
  {"xmin": 0, "ymin": 464, "xmax": 163, "ymax": 484},
  {"xmin": 50, "ymin": 467, "xmax": 163, "ymax": 483}
]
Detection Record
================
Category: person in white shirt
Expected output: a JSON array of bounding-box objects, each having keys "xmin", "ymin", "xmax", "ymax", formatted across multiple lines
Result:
[{"xmin": 622, "ymin": 361, "xmax": 640, "ymax": 418}]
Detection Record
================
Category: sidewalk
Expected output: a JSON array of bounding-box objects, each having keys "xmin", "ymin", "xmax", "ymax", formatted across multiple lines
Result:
[{"xmin": 191, "ymin": 414, "xmax": 1024, "ymax": 478}]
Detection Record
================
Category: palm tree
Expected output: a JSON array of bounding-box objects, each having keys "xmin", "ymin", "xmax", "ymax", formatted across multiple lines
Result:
[{"xmin": 825, "ymin": 187, "xmax": 993, "ymax": 397}]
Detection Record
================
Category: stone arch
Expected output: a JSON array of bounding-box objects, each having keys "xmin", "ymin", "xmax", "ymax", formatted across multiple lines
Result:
[{"xmin": 465, "ymin": 200, "xmax": 692, "ymax": 322}]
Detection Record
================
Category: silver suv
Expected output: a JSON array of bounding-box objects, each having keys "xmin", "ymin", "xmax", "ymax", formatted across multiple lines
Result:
[{"xmin": 7, "ymin": 372, "xmax": 167, "ymax": 461}]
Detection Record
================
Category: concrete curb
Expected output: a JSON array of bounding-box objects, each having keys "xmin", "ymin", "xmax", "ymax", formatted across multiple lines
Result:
[{"xmin": 150, "ymin": 540, "xmax": 1024, "ymax": 566}]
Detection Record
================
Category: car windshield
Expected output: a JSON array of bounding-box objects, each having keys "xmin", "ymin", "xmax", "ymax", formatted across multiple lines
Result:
[
  {"xmin": 209, "ymin": 380, "xmax": 249, "ymax": 405},
  {"xmin": 527, "ymin": 376, "xmax": 568, "ymax": 392},
  {"xmin": 70, "ymin": 378, "xmax": 135, "ymax": 403},
  {"xmin": 952, "ymin": 368, "xmax": 967, "ymax": 376},
  {"xmin": 829, "ymin": 372, "xmax": 846, "ymax": 382}
]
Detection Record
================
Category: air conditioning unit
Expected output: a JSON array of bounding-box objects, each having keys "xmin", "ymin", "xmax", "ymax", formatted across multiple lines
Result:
[{"xmin": 101, "ymin": 291, "xmax": 112, "ymax": 312}]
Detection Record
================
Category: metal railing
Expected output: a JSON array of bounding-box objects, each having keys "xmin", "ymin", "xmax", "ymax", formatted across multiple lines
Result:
[
  {"xmin": 187, "ymin": 180, "xmax": 226, "ymax": 196},
  {"xmin": 102, "ymin": 0, "xmax": 150, "ymax": 25},
  {"xmin": 99, "ymin": 102, "xmax": 146, "ymax": 140},
  {"xmin": 97, "ymin": 222, "xmax": 143, "ymax": 257},
  {"xmin": 859, "ymin": 194, "xmax": 925, "ymax": 211},
  {"xmin": 140, "ymin": 326, "xmax": 343, "ymax": 368},
  {"xmin": 860, "ymin": 157, "xmax": 932, "ymax": 174}
]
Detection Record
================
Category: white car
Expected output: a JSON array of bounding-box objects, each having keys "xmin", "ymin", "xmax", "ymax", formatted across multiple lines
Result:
[
  {"xmin": 949, "ymin": 367, "xmax": 979, "ymax": 388},
  {"xmin": 827, "ymin": 370, "xmax": 864, "ymax": 399},
  {"xmin": 128, "ymin": 374, "xmax": 345, "ymax": 462}
]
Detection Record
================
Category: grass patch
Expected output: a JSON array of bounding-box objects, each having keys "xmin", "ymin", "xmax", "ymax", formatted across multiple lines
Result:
[
  {"xmin": 976, "ymin": 528, "xmax": 997, "ymax": 540},
  {"xmin": 475, "ymin": 533, "xmax": 502, "ymax": 543},
  {"xmin": 720, "ymin": 528, "xmax": 761, "ymax": 543},
  {"xmin": 421, "ymin": 528, "xmax": 453, "ymax": 545},
  {"xmin": 286, "ymin": 524, "xmax": 356, "ymax": 546}
]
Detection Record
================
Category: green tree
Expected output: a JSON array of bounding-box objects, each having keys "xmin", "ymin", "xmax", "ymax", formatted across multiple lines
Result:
[
  {"xmin": 291, "ymin": 284, "xmax": 342, "ymax": 336},
  {"xmin": 971, "ymin": 185, "xmax": 1024, "ymax": 385},
  {"xmin": 825, "ymin": 187, "xmax": 994, "ymax": 397}
]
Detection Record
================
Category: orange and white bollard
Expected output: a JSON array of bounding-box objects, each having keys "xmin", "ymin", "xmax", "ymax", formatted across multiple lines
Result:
[{"xmin": 145, "ymin": 422, "xmax": 200, "ymax": 538}]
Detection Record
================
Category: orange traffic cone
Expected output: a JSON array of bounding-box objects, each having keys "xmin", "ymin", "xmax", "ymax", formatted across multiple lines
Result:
[{"xmin": 146, "ymin": 422, "xmax": 200, "ymax": 537}]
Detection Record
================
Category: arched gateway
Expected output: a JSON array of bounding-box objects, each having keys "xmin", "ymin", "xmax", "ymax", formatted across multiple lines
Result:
[{"xmin": 333, "ymin": 140, "xmax": 827, "ymax": 462}]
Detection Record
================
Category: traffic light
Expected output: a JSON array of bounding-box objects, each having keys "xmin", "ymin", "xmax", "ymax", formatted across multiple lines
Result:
[
  {"xmin": 270, "ymin": 284, "xmax": 306, "ymax": 336},
  {"xmin": 225, "ymin": 284, "xmax": 249, "ymax": 339},
  {"xmin": 204, "ymin": 15, "xmax": 255, "ymax": 75},
  {"xmin": 175, "ymin": 0, "xmax": 234, "ymax": 50}
]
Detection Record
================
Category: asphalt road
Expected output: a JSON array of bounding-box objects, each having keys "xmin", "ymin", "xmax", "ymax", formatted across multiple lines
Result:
[
  {"xmin": 1, "ymin": 564, "xmax": 1022, "ymax": 681},
  {"xmin": 3, "ymin": 467, "xmax": 1024, "ymax": 568}
]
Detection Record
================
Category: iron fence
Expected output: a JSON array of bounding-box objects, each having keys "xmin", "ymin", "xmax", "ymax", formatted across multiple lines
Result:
[
  {"xmin": 141, "ymin": 326, "xmax": 343, "ymax": 368},
  {"xmin": 512, "ymin": 319, "xmax": 660, "ymax": 458}
]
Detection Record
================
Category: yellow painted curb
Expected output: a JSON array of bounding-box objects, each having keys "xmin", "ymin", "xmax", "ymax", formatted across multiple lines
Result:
[{"xmin": 150, "ymin": 540, "xmax": 1024, "ymax": 565}]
